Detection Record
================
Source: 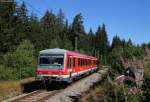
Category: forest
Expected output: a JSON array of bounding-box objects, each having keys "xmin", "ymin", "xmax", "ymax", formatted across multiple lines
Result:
[
  {"xmin": 0, "ymin": 1, "xmax": 150, "ymax": 101},
  {"xmin": 1, "ymin": 0, "xmax": 150, "ymax": 101},
  {"xmin": 1, "ymin": 1, "xmax": 150, "ymax": 80},
  {"xmin": 0, "ymin": 0, "xmax": 149, "ymax": 78}
]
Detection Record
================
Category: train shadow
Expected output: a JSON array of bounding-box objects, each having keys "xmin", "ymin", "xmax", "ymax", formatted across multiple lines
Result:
[
  {"xmin": 21, "ymin": 80, "xmax": 42, "ymax": 93},
  {"xmin": 22, "ymin": 81, "xmax": 68, "ymax": 93},
  {"xmin": 21, "ymin": 72, "xmax": 96, "ymax": 93}
]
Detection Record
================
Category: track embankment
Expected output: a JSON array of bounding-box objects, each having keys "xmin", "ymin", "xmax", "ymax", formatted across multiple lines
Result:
[
  {"xmin": 4, "ymin": 68, "xmax": 108, "ymax": 102},
  {"xmin": 46, "ymin": 68, "xmax": 108, "ymax": 102}
]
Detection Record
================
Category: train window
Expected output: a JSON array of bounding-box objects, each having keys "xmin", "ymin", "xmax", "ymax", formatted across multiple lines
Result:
[
  {"xmin": 82, "ymin": 59, "xmax": 83, "ymax": 66},
  {"xmin": 80, "ymin": 58, "xmax": 82, "ymax": 66},
  {"xmin": 82, "ymin": 59, "xmax": 84, "ymax": 66},
  {"xmin": 84, "ymin": 59, "xmax": 86, "ymax": 66},
  {"xmin": 86, "ymin": 59, "xmax": 88, "ymax": 65},
  {"xmin": 73, "ymin": 57, "xmax": 76, "ymax": 67},
  {"xmin": 67, "ymin": 56, "xmax": 72, "ymax": 69},
  {"xmin": 80, "ymin": 58, "xmax": 81, "ymax": 66},
  {"xmin": 39, "ymin": 55, "xmax": 64, "ymax": 65},
  {"xmin": 81, "ymin": 59, "xmax": 83, "ymax": 66},
  {"xmin": 80, "ymin": 59, "xmax": 81, "ymax": 66},
  {"xmin": 90, "ymin": 60, "xmax": 91, "ymax": 65},
  {"xmin": 78, "ymin": 58, "xmax": 81, "ymax": 66},
  {"xmin": 67, "ymin": 58, "xmax": 69, "ymax": 68}
]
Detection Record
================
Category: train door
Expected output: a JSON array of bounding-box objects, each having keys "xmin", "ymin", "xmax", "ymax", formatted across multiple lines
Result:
[
  {"xmin": 68, "ymin": 56, "xmax": 72, "ymax": 79},
  {"xmin": 78, "ymin": 58, "xmax": 81, "ymax": 72},
  {"xmin": 76, "ymin": 58, "xmax": 79, "ymax": 74},
  {"xmin": 72, "ymin": 57, "xmax": 76, "ymax": 73}
]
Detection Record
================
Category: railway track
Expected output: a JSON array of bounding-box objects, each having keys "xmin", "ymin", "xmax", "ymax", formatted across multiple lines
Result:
[
  {"xmin": 6, "ymin": 75, "xmax": 89, "ymax": 102},
  {"xmin": 5, "ymin": 68, "xmax": 109, "ymax": 102},
  {"xmin": 10, "ymin": 89, "xmax": 59, "ymax": 102}
]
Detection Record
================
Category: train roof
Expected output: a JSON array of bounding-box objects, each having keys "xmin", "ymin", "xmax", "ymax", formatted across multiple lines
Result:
[
  {"xmin": 40, "ymin": 48, "xmax": 97, "ymax": 59},
  {"xmin": 40, "ymin": 48, "xmax": 66, "ymax": 54}
]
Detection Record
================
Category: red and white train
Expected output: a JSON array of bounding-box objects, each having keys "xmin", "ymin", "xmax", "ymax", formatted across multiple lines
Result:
[{"xmin": 36, "ymin": 48, "xmax": 98, "ymax": 83}]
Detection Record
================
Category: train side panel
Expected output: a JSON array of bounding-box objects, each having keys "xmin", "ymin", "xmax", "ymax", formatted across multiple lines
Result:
[{"xmin": 65, "ymin": 51, "xmax": 98, "ymax": 81}]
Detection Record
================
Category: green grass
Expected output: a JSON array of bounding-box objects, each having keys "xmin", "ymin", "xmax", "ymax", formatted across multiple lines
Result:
[{"xmin": 0, "ymin": 77, "xmax": 35, "ymax": 101}]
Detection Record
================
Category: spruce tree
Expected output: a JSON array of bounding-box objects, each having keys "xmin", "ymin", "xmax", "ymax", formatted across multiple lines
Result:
[
  {"xmin": 71, "ymin": 13, "xmax": 85, "ymax": 51},
  {"xmin": 0, "ymin": 0, "xmax": 18, "ymax": 53},
  {"xmin": 40, "ymin": 10, "xmax": 57, "ymax": 48},
  {"xmin": 95, "ymin": 24, "xmax": 109, "ymax": 64},
  {"xmin": 88, "ymin": 28, "xmax": 95, "ymax": 55},
  {"xmin": 28, "ymin": 13, "xmax": 43, "ymax": 54},
  {"xmin": 111, "ymin": 35, "xmax": 122, "ymax": 50},
  {"xmin": 56, "ymin": 9, "xmax": 65, "ymax": 33},
  {"xmin": 95, "ymin": 26, "xmax": 101, "ymax": 50}
]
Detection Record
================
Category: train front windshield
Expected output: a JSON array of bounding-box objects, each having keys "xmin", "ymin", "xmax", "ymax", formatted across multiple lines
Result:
[{"xmin": 39, "ymin": 54, "xmax": 64, "ymax": 70}]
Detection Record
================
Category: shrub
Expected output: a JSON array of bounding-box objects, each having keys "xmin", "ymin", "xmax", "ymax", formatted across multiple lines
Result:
[
  {"xmin": 0, "ymin": 65, "xmax": 19, "ymax": 80},
  {"xmin": 142, "ymin": 75, "xmax": 150, "ymax": 102},
  {"xmin": 108, "ymin": 48, "xmax": 125, "ymax": 73},
  {"xmin": 0, "ymin": 40, "xmax": 36, "ymax": 80}
]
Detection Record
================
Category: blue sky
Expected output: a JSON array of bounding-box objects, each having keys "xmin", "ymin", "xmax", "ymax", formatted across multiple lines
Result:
[{"xmin": 17, "ymin": 0, "xmax": 150, "ymax": 45}]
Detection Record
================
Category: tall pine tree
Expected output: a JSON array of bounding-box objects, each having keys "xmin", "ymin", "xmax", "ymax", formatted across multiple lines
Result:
[
  {"xmin": 88, "ymin": 28, "xmax": 95, "ymax": 55},
  {"xmin": 96, "ymin": 24, "xmax": 109, "ymax": 63},
  {"xmin": 40, "ymin": 10, "xmax": 58, "ymax": 49},
  {"xmin": 71, "ymin": 13, "xmax": 85, "ymax": 51}
]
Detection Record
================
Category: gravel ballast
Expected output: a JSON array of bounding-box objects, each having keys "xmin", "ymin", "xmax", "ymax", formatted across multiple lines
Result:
[{"xmin": 46, "ymin": 68, "xmax": 108, "ymax": 102}]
